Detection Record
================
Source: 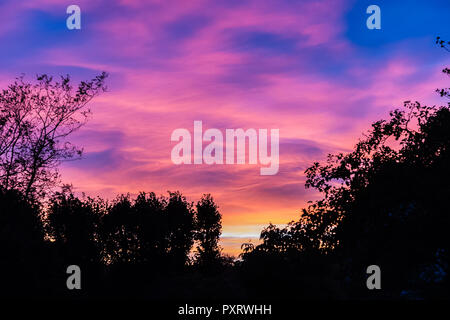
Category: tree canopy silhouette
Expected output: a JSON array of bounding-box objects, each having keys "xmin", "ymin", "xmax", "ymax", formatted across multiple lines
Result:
[
  {"xmin": 1, "ymin": 38, "xmax": 449, "ymax": 300},
  {"xmin": 0, "ymin": 73, "xmax": 107, "ymax": 198},
  {"xmin": 195, "ymin": 194, "xmax": 222, "ymax": 268},
  {"xmin": 240, "ymin": 38, "xmax": 450, "ymax": 298}
]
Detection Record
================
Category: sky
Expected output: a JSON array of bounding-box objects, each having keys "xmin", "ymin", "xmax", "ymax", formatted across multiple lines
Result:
[{"xmin": 0, "ymin": 0, "xmax": 449, "ymax": 255}]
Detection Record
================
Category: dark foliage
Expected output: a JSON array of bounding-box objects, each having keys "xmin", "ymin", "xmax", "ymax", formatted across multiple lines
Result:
[
  {"xmin": 195, "ymin": 194, "xmax": 222, "ymax": 269},
  {"xmin": 0, "ymin": 73, "xmax": 107, "ymax": 198},
  {"xmin": 239, "ymin": 39, "xmax": 450, "ymax": 299},
  {"xmin": 0, "ymin": 40, "xmax": 449, "ymax": 300}
]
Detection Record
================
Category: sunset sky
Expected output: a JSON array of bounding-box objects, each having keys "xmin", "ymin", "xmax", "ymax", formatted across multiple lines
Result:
[{"xmin": 0, "ymin": 0, "xmax": 448, "ymax": 255}]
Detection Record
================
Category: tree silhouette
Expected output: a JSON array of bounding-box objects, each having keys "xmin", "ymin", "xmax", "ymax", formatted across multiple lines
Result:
[
  {"xmin": 46, "ymin": 190, "xmax": 103, "ymax": 265},
  {"xmin": 0, "ymin": 187, "xmax": 50, "ymax": 296},
  {"xmin": 165, "ymin": 191, "xmax": 195, "ymax": 268},
  {"xmin": 0, "ymin": 73, "xmax": 107, "ymax": 198},
  {"xmin": 436, "ymin": 37, "xmax": 450, "ymax": 99},
  {"xmin": 132, "ymin": 192, "xmax": 170, "ymax": 265},
  {"xmin": 99, "ymin": 194, "xmax": 138, "ymax": 265},
  {"xmin": 240, "ymin": 38, "xmax": 450, "ymax": 299},
  {"xmin": 96, "ymin": 191, "xmax": 196, "ymax": 270},
  {"xmin": 195, "ymin": 194, "xmax": 222, "ymax": 268},
  {"xmin": 45, "ymin": 189, "xmax": 106, "ymax": 295}
]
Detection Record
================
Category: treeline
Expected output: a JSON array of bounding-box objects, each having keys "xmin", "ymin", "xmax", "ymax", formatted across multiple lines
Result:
[
  {"xmin": 1, "ymin": 38, "xmax": 449, "ymax": 300},
  {"xmin": 237, "ymin": 43, "xmax": 450, "ymax": 299},
  {"xmin": 0, "ymin": 72, "xmax": 239, "ymax": 300},
  {"xmin": 47, "ymin": 191, "xmax": 223, "ymax": 269},
  {"xmin": 240, "ymin": 101, "xmax": 450, "ymax": 300},
  {"xmin": 1, "ymin": 104, "xmax": 450, "ymax": 300},
  {"xmin": 0, "ymin": 188, "xmax": 235, "ymax": 298},
  {"xmin": 2, "ymin": 96, "xmax": 449, "ymax": 300}
]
